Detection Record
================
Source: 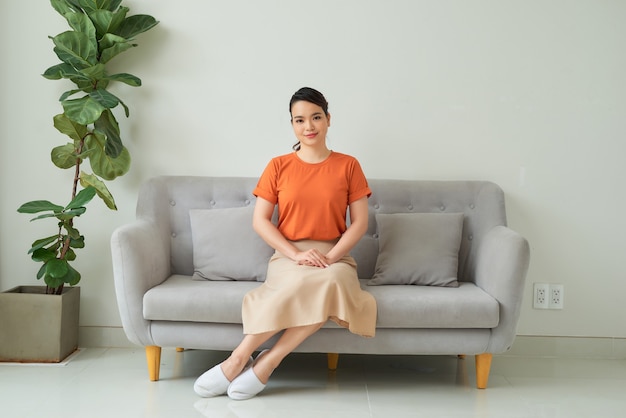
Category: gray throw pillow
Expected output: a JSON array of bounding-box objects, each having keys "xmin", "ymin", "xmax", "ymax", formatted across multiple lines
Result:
[
  {"xmin": 190, "ymin": 206, "xmax": 274, "ymax": 281},
  {"xmin": 368, "ymin": 212, "xmax": 464, "ymax": 287}
]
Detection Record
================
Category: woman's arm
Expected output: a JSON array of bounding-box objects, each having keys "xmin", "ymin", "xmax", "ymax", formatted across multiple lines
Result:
[
  {"xmin": 325, "ymin": 196, "xmax": 369, "ymax": 264},
  {"xmin": 252, "ymin": 197, "xmax": 297, "ymax": 258}
]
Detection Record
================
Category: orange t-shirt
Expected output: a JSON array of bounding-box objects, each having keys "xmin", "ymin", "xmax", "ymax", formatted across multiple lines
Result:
[{"xmin": 253, "ymin": 152, "xmax": 372, "ymax": 241}]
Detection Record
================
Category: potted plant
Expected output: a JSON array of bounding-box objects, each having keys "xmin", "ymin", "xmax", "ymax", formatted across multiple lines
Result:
[{"xmin": 0, "ymin": 0, "xmax": 158, "ymax": 363}]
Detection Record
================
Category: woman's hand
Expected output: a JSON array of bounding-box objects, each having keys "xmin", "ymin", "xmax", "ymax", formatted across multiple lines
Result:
[{"xmin": 295, "ymin": 248, "xmax": 330, "ymax": 268}]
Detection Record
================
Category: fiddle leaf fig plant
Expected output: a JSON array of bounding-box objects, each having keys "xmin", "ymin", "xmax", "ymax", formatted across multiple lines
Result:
[{"xmin": 17, "ymin": 0, "xmax": 158, "ymax": 295}]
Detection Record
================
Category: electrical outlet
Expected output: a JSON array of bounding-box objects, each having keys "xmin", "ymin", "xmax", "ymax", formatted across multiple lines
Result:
[
  {"xmin": 549, "ymin": 284, "xmax": 564, "ymax": 309},
  {"xmin": 533, "ymin": 283, "xmax": 549, "ymax": 309}
]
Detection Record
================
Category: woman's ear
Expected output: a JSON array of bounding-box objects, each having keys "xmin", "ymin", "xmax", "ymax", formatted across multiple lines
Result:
[{"xmin": 327, "ymin": 113, "xmax": 331, "ymax": 127}]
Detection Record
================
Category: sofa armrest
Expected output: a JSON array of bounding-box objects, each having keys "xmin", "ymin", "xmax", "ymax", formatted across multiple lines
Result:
[
  {"xmin": 474, "ymin": 225, "xmax": 530, "ymax": 353},
  {"xmin": 111, "ymin": 220, "xmax": 171, "ymax": 346}
]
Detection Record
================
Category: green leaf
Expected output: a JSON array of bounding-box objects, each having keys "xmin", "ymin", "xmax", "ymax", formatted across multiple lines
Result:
[
  {"xmin": 47, "ymin": 259, "xmax": 69, "ymax": 279},
  {"xmin": 65, "ymin": 263, "xmax": 81, "ymax": 286},
  {"xmin": 88, "ymin": 8, "xmax": 127, "ymax": 39},
  {"xmin": 80, "ymin": 172, "xmax": 117, "ymax": 210},
  {"xmin": 64, "ymin": 248, "xmax": 77, "ymax": 261},
  {"xmin": 62, "ymin": 95, "xmax": 106, "ymax": 124},
  {"xmin": 65, "ymin": 223, "xmax": 81, "ymax": 240},
  {"xmin": 99, "ymin": 32, "xmax": 126, "ymax": 50},
  {"xmin": 119, "ymin": 97, "xmax": 129, "ymax": 117},
  {"xmin": 53, "ymin": 113, "xmax": 88, "ymax": 142},
  {"xmin": 51, "ymin": 0, "xmax": 76, "ymax": 16},
  {"xmin": 75, "ymin": 0, "xmax": 112, "ymax": 13},
  {"xmin": 51, "ymin": 31, "xmax": 98, "ymax": 69},
  {"xmin": 65, "ymin": 9, "xmax": 97, "ymax": 42},
  {"xmin": 26, "ymin": 213, "xmax": 60, "ymax": 221},
  {"xmin": 59, "ymin": 89, "xmax": 84, "ymax": 102},
  {"xmin": 66, "ymin": 186, "xmax": 97, "ymax": 209},
  {"xmin": 65, "ymin": 0, "xmax": 83, "ymax": 10},
  {"xmin": 31, "ymin": 248, "xmax": 58, "ymax": 263},
  {"xmin": 94, "ymin": 109, "xmax": 122, "ymax": 157},
  {"xmin": 44, "ymin": 274, "xmax": 65, "ymax": 290},
  {"xmin": 28, "ymin": 235, "xmax": 60, "ymax": 255},
  {"xmin": 109, "ymin": 0, "xmax": 122, "ymax": 11},
  {"xmin": 89, "ymin": 89, "xmax": 119, "ymax": 109},
  {"xmin": 43, "ymin": 63, "xmax": 80, "ymax": 80},
  {"xmin": 69, "ymin": 235, "xmax": 86, "ymax": 249},
  {"xmin": 56, "ymin": 207, "xmax": 87, "ymax": 221},
  {"xmin": 107, "ymin": 72, "xmax": 141, "ymax": 87},
  {"xmin": 51, "ymin": 143, "xmax": 79, "ymax": 169},
  {"xmin": 37, "ymin": 263, "xmax": 47, "ymax": 280},
  {"xmin": 18, "ymin": 200, "xmax": 64, "ymax": 214},
  {"xmin": 115, "ymin": 15, "xmax": 158, "ymax": 40},
  {"xmin": 100, "ymin": 37, "xmax": 133, "ymax": 63},
  {"xmin": 85, "ymin": 131, "xmax": 131, "ymax": 180},
  {"xmin": 80, "ymin": 63, "xmax": 107, "ymax": 81},
  {"xmin": 26, "ymin": 207, "xmax": 85, "ymax": 222}
]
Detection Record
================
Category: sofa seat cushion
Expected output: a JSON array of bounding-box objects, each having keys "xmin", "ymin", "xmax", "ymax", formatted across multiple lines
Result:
[
  {"xmin": 144, "ymin": 275, "xmax": 262, "ymax": 324},
  {"xmin": 144, "ymin": 276, "xmax": 499, "ymax": 329},
  {"xmin": 367, "ymin": 281, "xmax": 499, "ymax": 328}
]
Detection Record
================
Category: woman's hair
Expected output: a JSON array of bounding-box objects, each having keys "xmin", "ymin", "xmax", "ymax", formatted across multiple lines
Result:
[{"xmin": 289, "ymin": 87, "xmax": 329, "ymax": 151}]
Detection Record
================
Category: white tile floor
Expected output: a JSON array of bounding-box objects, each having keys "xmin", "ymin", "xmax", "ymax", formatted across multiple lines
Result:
[{"xmin": 1, "ymin": 347, "xmax": 625, "ymax": 418}]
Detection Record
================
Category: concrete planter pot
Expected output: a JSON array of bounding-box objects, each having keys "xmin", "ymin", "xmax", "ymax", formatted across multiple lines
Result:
[{"xmin": 0, "ymin": 286, "xmax": 80, "ymax": 363}]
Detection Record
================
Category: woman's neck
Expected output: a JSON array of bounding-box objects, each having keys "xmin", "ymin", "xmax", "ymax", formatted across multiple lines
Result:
[{"xmin": 296, "ymin": 146, "xmax": 332, "ymax": 163}]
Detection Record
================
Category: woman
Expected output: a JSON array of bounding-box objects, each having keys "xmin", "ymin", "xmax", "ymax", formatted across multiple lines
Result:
[{"xmin": 194, "ymin": 87, "xmax": 377, "ymax": 400}]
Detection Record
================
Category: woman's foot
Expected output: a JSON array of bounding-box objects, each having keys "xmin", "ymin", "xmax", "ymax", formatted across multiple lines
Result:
[
  {"xmin": 228, "ymin": 350, "xmax": 274, "ymax": 400},
  {"xmin": 220, "ymin": 354, "xmax": 253, "ymax": 381},
  {"xmin": 194, "ymin": 355, "xmax": 252, "ymax": 398}
]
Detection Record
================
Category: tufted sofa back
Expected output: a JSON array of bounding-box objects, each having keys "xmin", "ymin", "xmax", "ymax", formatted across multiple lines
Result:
[{"xmin": 136, "ymin": 176, "xmax": 507, "ymax": 283}]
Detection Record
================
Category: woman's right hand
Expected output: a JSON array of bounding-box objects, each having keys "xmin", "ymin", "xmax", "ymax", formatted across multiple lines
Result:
[{"xmin": 295, "ymin": 248, "xmax": 330, "ymax": 268}]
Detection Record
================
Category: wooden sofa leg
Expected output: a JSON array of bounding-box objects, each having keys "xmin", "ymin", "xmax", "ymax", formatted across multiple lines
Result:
[
  {"xmin": 475, "ymin": 353, "xmax": 493, "ymax": 389},
  {"xmin": 327, "ymin": 353, "xmax": 339, "ymax": 371},
  {"xmin": 146, "ymin": 345, "xmax": 162, "ymax": 381},
  {"xmin": 176, "ymin": 347, "xmax": 184, "ymax": 352}
]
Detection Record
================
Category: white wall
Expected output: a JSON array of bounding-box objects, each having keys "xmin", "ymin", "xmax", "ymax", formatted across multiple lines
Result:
[{"xmin": 1, "ymin": 1, "xmax": 625, "ymax": 342}]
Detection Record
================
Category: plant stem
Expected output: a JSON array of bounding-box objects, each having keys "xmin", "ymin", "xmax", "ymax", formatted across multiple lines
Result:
[
  {"xmin": 71, "ymin": 138, "xmax": 84, "ymax": 202},
  {"xmin": 49, "ymin": 138, "xmax": 85, "ymax": 296},
  {"xmin": 59, "ymin": 139, "xmax": 83, "ymax": 262}
]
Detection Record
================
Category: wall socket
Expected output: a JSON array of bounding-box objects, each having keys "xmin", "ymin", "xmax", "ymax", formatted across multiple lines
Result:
[{"xmin": 533, "ymin": 283, "xmax": 564, "ymax": 310}]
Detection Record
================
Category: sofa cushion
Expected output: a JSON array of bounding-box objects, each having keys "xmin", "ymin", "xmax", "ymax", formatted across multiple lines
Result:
[
  {"xmin": 144, "ymin": 275, "xmax": 261, "ymax": 324},
  {"xmin": 190, "ymin": 207, "xmax": 274, "ymax": 281},
  {"xmin": 143, "ymin": 276, "xmax": 499, "ymax": 329},
  {"xmin": 365, "ymin": 281, "xmax": 499, "ymax": 328},
  {"xmin": 368, "ymin": 212, "xmax": 464, "ymax": 287}
]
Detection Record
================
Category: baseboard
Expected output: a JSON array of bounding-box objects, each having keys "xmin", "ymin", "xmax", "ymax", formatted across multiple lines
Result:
[
  {"xmin": 78, "ymin": 326, "xmax": 136, "ymax": 348},
  {"xmin": 78, "ymin": 327, "xmax": 626, "ymax": 359},
  {"xmin": 505, "ymin": 335, "xmax": 626, "ymax": 359}
]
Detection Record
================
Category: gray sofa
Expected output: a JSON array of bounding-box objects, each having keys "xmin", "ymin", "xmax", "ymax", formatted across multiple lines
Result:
[{"xmin": 111, "ymin": 176, "xmax": 530, "ymax": 388}]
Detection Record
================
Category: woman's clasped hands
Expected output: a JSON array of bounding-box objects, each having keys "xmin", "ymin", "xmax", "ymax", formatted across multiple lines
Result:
[{"xmin": 295, "ymin": 248, "xmax": 332, "ymax": 268}]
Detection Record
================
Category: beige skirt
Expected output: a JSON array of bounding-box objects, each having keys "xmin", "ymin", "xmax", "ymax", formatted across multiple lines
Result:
[{"xmin": 241, "ymin": 240, "xmax": 377, "ymax": 338}]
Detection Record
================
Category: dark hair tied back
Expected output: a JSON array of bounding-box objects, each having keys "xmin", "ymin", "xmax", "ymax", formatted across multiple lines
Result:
[{"xmin": 289, "ymin": 87, "xmax": 329, "ymax": 151}]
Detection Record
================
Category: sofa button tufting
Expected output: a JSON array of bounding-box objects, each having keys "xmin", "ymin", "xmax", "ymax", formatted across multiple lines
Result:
[
  {"xmin": 373, "ymin": 204, "xmax": 380, "ymax": 210},
  {"xmin": 470, "ymin": 204, "xmax": 475, "ymax": 209},
  {"xmin": 169, "ymin": 200, "xmax": 176, "ymax": 206},
  {"xmin": 171, "ymin": 232, "xmax": 177, "ymax": 238},
  {"xmin": 408, "ymin": 205, "xmax": 414, "ymax": 210},
  {"xmin": 210, "ymin": 200, "xmax": 216, "ymax": 206},
  {"xmin": 468, "ymin": 235, "xmax": 473, "ymax": 240},
  {"xmin": 440, "ymin": 205, "xmax": 446, "ymax": 211},
  {"xmin": 373, "ymin": 234, "xmax": 379, "ymax": 239}
]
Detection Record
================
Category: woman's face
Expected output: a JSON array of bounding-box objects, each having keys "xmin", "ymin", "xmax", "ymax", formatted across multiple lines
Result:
[{"xmin": 290, "ymin": 100, "xmax": 331, "ymax": 149}]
